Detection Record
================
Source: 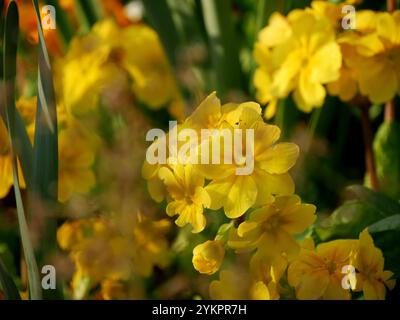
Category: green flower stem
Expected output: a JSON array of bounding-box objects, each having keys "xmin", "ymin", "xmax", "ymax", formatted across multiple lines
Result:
[{"xmin": 360, "ymin": 104, "xmax": 379, "ymax": 191}]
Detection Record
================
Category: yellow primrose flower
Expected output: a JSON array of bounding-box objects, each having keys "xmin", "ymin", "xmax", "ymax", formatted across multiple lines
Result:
[
  {"xmin": 58, "ymin": 213, "xmax": 171, "ymax": 298},
  {"xmin": 158, "ymin": 164, "xmax": 210, "ymax": 233},
  {"xmin": 56, "ymin": 19, "xmax": 182, "ymax": 117},
  {"xmin": 58, "ymin": 127, "xmax": 96, "ymax": 203},
  {"xmin": 228, "ymin": 195, "xmax": 316, "ymax": 261},
  {"xmin": 194, "ymin": 95, "xmax": 299, "ymax": 219},
  {"xmin": 192, "ymin": 240, "xmax": 225, "ymax": 275},
  {"xmin": 100, "ymin": 279, "xmax": 144, "ymax": 300},
  {"xmin": 254, "ymin": 10, "xmax": 342, "ymax": 114},
  {"xmin": 353, "ymin": 230, "xmax": 396, "ymax": 300},
  {"xmin": 288, "ymin": 238, "xmax": 358, "ymax": 300},
  {"xmin": 0, "ymin": 97, "xmax": 36, "ymax": 198},
  {"xmin": 329, "ymin": 11, "xmax": 400, "ymax": 104},
  {"xmin": 209, "ymin": 269, "xmax": 278, "ymax": 300}
]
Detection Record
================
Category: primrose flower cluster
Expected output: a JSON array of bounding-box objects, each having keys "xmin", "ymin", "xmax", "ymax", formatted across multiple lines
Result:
[
  {"xmin": 143, "ymin": 92, "xmax": 395, "ymax": 300},
  {"xmin": 254, "ymin": 0, "xmax": 400, "ymax": 118},
  {"xmin": 57, "ymin": 213, "xmax": 171, "ymax": 299}
]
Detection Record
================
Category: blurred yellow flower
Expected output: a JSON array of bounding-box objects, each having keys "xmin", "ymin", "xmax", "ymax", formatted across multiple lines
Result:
[
  {"xmin": 254, "ymin": 10, "xmax": 342, "ymax": 114},
  {"xmin": 0, "ymin": 97, "xmax": 36, "ymax": 198},
  {"xmin": 58, "ymin": 127, "xmax": 96, "ymax": 203},
  {"xmin": 353, "ymin": 230, "xmax": 396, "ymax": 300},
  {"xmin": 57, "ymin": 213, "xmax": 171, "ymax": 298},
  {"xmin": 57, "ymin": 19, "xmax": 183, "ymax": 119},
  {"xmin": 209, "ymin": 269, "xmax": 278, "ymax": 300},
  {"xmin": 329, "ymin": 10, "xmax": 400, "ymax": 104},
  {"xmin": 228, "ymin": 195, "xmax": 316, "ymax": 261},
  {"xmin": 158, "ymin": 164, "xmax": 210, "ymax": 233},
  {"xmin": 288, "ymin": 238, "xmax": 358, "ymax": 300},
  {"xmin": 192, "ymin": 240, "xmax": 225, "ymax": 275}
]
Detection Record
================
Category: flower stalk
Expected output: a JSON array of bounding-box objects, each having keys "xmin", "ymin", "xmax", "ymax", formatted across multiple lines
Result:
[
  {"xmin": 385, "ymin": 0, "xmax": 397, "ymax": 122},
  {"xmin": 360, "ymin": 104, "xmax": 379, "ymax": 191}
]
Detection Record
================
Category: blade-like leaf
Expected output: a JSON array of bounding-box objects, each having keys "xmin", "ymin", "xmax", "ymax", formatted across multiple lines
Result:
[
  {"xmin": 29, "ymin": 2, "xmax": 59, "ymax": 280},
  {"xmin": 3, "ymin": 0, "xmax": 42, "ymax": 300},
  {"xmin": 0, "ymin": 0, "xmax": 33, "ymax": 187},
  {"xmin": 368, "ymin": 214, "xmax": 400, "ymax": 233},
  {"xmin": 31, "ymin": 0, "xmax": 58, "ymax": 201},
  {"xmin": 0, "ymin": 256, "xmax": 21, "ymax": 300}
]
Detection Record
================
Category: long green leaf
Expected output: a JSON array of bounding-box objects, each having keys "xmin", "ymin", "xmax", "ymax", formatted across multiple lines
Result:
[
  {"xmin": 200, "ymin": 0, "xmax": 243, "ymax": 96},
  {"xmin": 0, "ymin": 256, "xmax": 21, "ymax": 300},
  {"xmin": 30, "ymin": 1, "xmax": 59, "ymax": 273},
  {"xmin": 0, "ymin": 0, "xmax": 33, "ymax": 188},
  {"xmin": 31, "ymin": 0, "xmax": 58, "ymax": 201},
  {"xmin": 368, "ymin": 215, "xmax": 400, "ymax": 233},
  {"xmin": 3, "ymin": 0, "xmax": 42, "ymax": 300}
]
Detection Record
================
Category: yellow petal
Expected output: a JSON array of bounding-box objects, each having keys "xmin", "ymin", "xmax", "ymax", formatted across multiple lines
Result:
[{"xmin": 257, "ymin": 143, "xmax": 299, "ymax": 174}]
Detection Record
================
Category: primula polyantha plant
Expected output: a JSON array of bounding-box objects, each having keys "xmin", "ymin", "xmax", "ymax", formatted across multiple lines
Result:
[
  {"xmin": 143, "ymin": 91, "xmax": 396, "ymax": 300},
  {"xmin": 1, "ymin": 0, "xmax": 400, "ymax": 301}
]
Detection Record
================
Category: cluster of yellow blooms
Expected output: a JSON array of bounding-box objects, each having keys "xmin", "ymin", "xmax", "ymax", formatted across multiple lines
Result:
[
  {"xmin": 55, "ymin": 19, "xmax": 183, "ymax": 119},
  {"xmin": 1, "ymin": 19, "xmax": 183, "ymax": 203},
  {"xmin": 57, "ymin": 213, "xmax": 171, "ymax": 299},
  {"xmin": 254, "ymin": 1, "xmax": 400, "ymax": 118},
  {"xmin": 143, "ymin": 92, "xmax": 395, "ymax": 300}
]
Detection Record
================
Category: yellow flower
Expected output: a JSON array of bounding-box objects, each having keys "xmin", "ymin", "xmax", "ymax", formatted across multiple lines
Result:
[
  {"xmin": 288, "ymin": 238, "xmax": 358, "ymax": 300},
  {"xmin": 56, "ymin": 19, "xmax": 181, "ymax": 117},
  {"xmin": 329, "ymin": 11, "xmax": 400, "ymax": 104},
  {"xmin": 192, "ymin": 240, "xmax": 225, "ymax": 275},
  {"xmin": 100, "ymin": 279, "xmax": 144, "ymax": 300},
  {"xmin": 143, "ymin": 93, "xmax": 299, "ymax": 220},
  {"xmin": 194, "ymin": 95, "xmax": 299, "ymax": 219},
  {"xmin": 228, "ymin": 195, "xmax": 316, "ymax": 260},
  {"xmin": 58, "ymin": 127, "xmax": 96, "ymax": 203},
  {"xmin": 254, "ymin": 10, "xmax": 342, "ymax": 113},
  {"xmin": 0, "ymin": 97, "xmax": 35, "ymax": 198},
  {"xmin": 158, "ymin": 164, "xmax": 210, "ymax": 233},
  {"xmin": 209, "ymin": 269, "xmax": 277, "ymax": 300},
  {"xmin": 57, "ymin": 213, "xmax": 171, "ymax": 298},
  {"xmin": 353, "ymin": 230, "xmax": 396, "ymax": 300}
]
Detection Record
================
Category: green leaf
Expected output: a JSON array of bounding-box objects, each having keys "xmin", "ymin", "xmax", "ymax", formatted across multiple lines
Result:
[
  {"xmin": 31, "ymin": 0, "xmax": 58, "ymax": 201},
  {"xmin": 200, "ymin": 0, "xmax": 243, "ymax": 95},
  {"xmin": 347, "ymin": 185, "xmax": 400, "ymax": 216},
  {"xmin": 316, "ymin": 185, "xmax": 400, "ymax": 241},
  {"xmin": 0, "ymin": 256, "xmax": 21, "ymax": 300},
  {"xmin": 0, "ymin": 0, "xmax": 33, "ymax": 188},
  {"xmin": 368, "ymin": 214, "xmax": 400, "ymax": 233},
  {"xmin": 3, "ymin": 0, "xmax": 42, "ymax": 300},
  {"xmin": 373, "ymin": 121, "xmax": 400, "ymax": 200}
]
